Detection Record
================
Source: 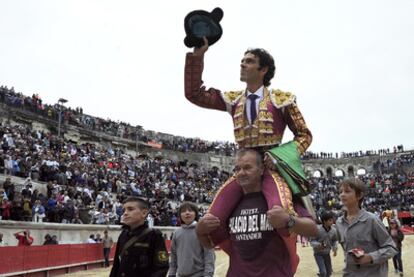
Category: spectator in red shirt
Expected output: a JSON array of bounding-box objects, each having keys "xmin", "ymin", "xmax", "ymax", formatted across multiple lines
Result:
[
  {"xmin": 1, "ymin": 199, "xmax": 11, "ymax": 220},
  {"xmin": 14, "ymin": 229, "xmax": 33, "ymax": 246}
]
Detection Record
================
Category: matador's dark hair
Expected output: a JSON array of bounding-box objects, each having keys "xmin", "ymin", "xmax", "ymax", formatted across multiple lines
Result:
[{"xmin": 245, "ymin": 48, "xmax": 276, "ymax": 87}]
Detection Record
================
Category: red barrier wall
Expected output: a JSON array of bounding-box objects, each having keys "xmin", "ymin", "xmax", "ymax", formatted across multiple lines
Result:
[
  {"xmin": 398, "ymin": 211, "xmax": 412, "ymax": 218},
  {"xmin": 401, "ymin": 226, "xmax": 414, "ymax": 235},
  {"xmin": 0, "ymin": 240, "xmax": 172, "ymax": 275},
  {"xmin": 165, "ymin": 239, "xmax": 172, "ymax": 252},
  {"xmin": 0, "ymin": 243, "xmax": 116, "ymax": 275}
]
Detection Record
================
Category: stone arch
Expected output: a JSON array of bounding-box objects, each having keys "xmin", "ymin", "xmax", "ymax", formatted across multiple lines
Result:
[
  {"xmin": 305, "ymin": 166, "xmax": 314, "ymax": 177},
  {"xmin": 313, "ymin": 169, "xmax": 324, "ymax": 178},
  {"xmin": 335, "ymin": 168, "xmax": 345, "ymax": 177},
  {"xmin": 357, "ymin": 168, "xmax": 367, "ymax": 176},
  {"xmin": 347, "ymin": 165, "xmax": 355, "ymax": 177},
  {"xmin": 326, "ymin": 167, "xmax": 333, "ymax": 178}
]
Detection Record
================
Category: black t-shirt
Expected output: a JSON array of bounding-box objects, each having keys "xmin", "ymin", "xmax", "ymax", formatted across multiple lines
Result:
[
  {"xmin": 228, "ymin": 191, "xmax": 275, "ymax": 261},
  {"xmin": 227, "ymin": 191, "xmax": 293, "ymax": 277}
]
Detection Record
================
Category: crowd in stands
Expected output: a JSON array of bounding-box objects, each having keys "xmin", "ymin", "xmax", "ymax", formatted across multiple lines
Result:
[
  {"xmin": 0, "ymin": 85, "xmax": 236, "ymax": 156},
  {"xmin": 1, "ymin": 121, "xmax": 413, "ymax": 227},
  {"xmin": 303, "ymin": 145, "xmax": 406, "ymax": 160},
  {"xmin": 0, "ymin": 122, "xmax": 224, "ymax": 226},
  {"xmin": 373, "ymin": 153, "xmax": 414, "ymax": 174},
  {"xmin": 3, "ymin": 84, "xmax": 411, "ymax": 159},
  {"xmin": 310, "ymin": 173, "xmax": 414, "ymax": 223},
  {"xmin": 1, "ymin": 85, "xmax": 414, "ymax": 228}
]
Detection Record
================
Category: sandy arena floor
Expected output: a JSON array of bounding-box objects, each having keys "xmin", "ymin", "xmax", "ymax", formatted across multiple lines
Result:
[{"xmin": 62, "ymin": 235, "xmax": 414, "ymax": 277}]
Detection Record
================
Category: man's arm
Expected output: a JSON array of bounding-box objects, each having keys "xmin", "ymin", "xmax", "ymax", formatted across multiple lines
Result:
[
  {"xmin": 283, "ymin": 102, "xmax": 312, "ymax": 155},
  {"xmin": 290, "ymin": 217, "xmax": 318, "ymax": 237},
  {"xmin": 184, "ymin": 37, "xmax": 227, "ymax": 111},
  {"xmin": 267, "ymin": 205, "xmax": 318, "ymax": 237},
  {"xmin": 195, "ymin": 214, "xmax": 220, "ymax": 249},
  {"xmin": 26, "ymin": 235, "xmax": 33, "ymax": 245},
  {"xmin": 309, "ymin": 229, "xmax": 322, "ymax": 250}
]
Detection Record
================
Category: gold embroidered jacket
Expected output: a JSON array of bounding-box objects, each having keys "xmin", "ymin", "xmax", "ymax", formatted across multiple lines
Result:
[{"xmin": 184, "ymin": 53, "xmax": 312, "ymax": 154}]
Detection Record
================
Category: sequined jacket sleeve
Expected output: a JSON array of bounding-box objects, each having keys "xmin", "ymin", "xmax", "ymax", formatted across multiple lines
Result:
[
  {"xmin": 283, "ymin": 102, "xmax": 312, "ymax": 154},
  {"xmin": 184, "ymin": 53, "xmax": 227, "ymax": 111}
]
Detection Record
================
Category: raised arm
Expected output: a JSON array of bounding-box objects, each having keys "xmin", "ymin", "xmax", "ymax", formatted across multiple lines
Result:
[{"xmin": 184, "ymin": 37, "xmax": 227, "ymax": 111}]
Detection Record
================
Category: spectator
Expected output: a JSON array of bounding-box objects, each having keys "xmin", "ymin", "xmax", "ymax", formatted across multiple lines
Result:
[
  {"xmin": 21, "ymin": 182, "xmax": 32, "ymax": 199},
  {"xmin": 14, "ymin": 230, "xmax": 33, "ymax": 246},
  {"xmin": 102, "ymin": 230, "xmax": 114, "ymax": 267},
  {"xmin": 71, "ymin": 214, "xmax": 84, "ymax": 224},
  {"xmin": 43, "ymin": 234, "xmax": 58, "ymax": 245},
  {"xmin": 168, "ymin": 201, "xmax": 215, "ymax": 277},
  {"xmin": 22, "ymin": 198, "xmax": 32, "ymax": 221},
  {"xmin": 46, "ymin": 196, "xmax": 58, "ymax": 222},
  {"xmin": 95, "ymin": 233, "xmax": 102, "ymax": 243},
  {"xmin": 336, "ymin": 178, "xmax": 398, "ymax": 276},
  {"xmin": 51, "ymin": 235, "xmax": 59, "ymax": 244},
  {"xmin": 1, "ymin": 199, "xmax": 11, "ymax": 220},
  {"xmin": 110, "ymin": 197, "xmax": 169, "ymax": 277},
  {"xmin": 0, "ymin": 233, "xmax": 8, "ymax": 246},
  {"xmin": 86, "ymin": 234, "xmax": 96, "ymax": 243},
  {"xmin": 170, "ymin": 214, "xmax": 177, "ymax": 226},
  {"xmin": 2, "ymin": 177, "xmax": 15, "ymax": 201},
  {"xmin": 11, "ymin": 194, "xmax": 24, "ymax": 221},
  {"xmin": 389, "ymin": 219, "xmax": 404, "ymax": 276},
  {"xmin": 310, "ymin": 211, "xmax": 338, "ymax": 277},
  {"xmin": 147, "ymin": 213, "xmax": 154, "ymax": 228},
  {"xmin": 32, "ymin": 199, "xmax": 46, "ymax": 222},
  {"xmin": 61, "ymin": 200, "xmax": 75, "ymax": 223}
]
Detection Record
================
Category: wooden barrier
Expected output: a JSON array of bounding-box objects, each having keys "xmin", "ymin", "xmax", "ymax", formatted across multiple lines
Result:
[
  {"xmin": 0, "ymin": 243, "xmax": 115, "ymax": 276},
  {"xmin": 0, "ymin": 240, "xmax": 173, "ymax": 276}
]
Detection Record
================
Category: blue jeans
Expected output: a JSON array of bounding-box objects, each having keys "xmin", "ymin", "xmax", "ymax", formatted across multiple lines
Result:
[
  {"xmin": 392, "ymin": 249, "xmax": 403, "ymax": 273},
  {"xmin": 103, "ymin": 247, "xmax": 111, "ymax": 267},
  {"xmin": 314, "ymin": 253, "xmax": 332, "ymax": 277}
]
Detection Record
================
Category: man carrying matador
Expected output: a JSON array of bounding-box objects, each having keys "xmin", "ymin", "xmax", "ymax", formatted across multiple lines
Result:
[{"xmin": 183, "ymin": 8, "xmax": 316, "ymax": 274}]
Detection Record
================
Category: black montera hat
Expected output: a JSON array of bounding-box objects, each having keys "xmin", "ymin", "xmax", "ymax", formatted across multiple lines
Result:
[{"xmin": 184, "ymin": 7, "xmax": 224, "ymax": 48}]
